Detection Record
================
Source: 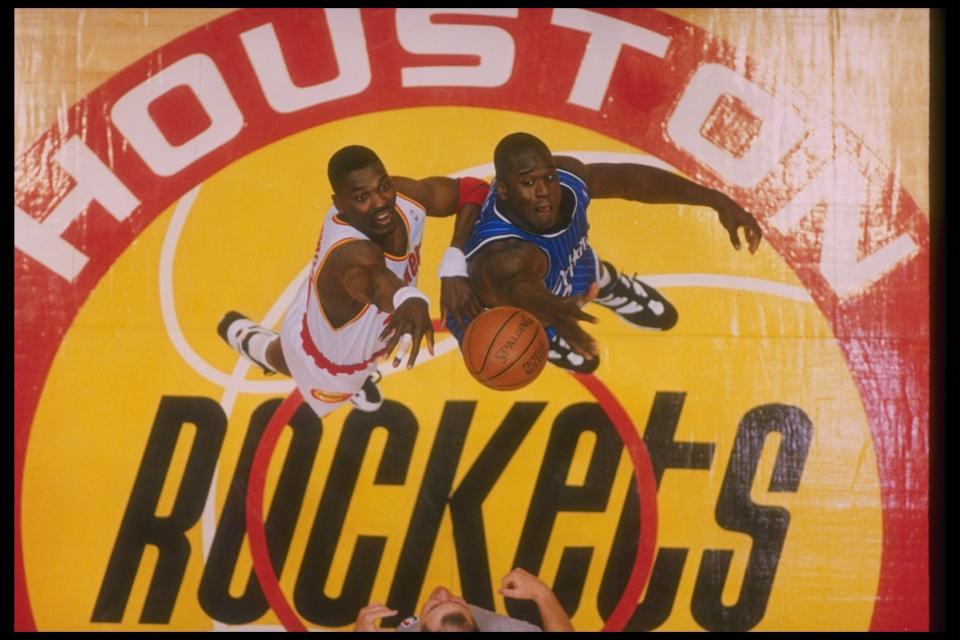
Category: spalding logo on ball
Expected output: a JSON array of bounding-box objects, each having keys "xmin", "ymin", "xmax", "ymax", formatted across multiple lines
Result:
[{"xmin": 461, "ymin": 306, "xmax": 549, "ymax": 390}]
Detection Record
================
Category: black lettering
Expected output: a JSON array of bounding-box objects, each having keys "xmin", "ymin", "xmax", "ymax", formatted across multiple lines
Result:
[
  {"xmin": 691, "ymin": 404, "xmax": 812, "ymax": 631},
  {"xmin": 92, "ymin": 396, "xmax": 225, "ymax": 623},
  {"xmin": 293, "ymin": 401, "xmax": 417, "ymax": 626},
  {"xmin": 599, "ymin": 391, "xmax": 715, "ymax": 630},
  {"xmin": 508, "ymin": 403, "xmax": 622, "ymax": 627},
  {"xmin": 382, "ymin": 402, "xmax": 543, "ymax": 626},
  {"xmin": 198, "ymin": 399, "xmax": 321, "ymax": 623},
  {"xmin": 449, "ymin": 402, "xmax": 545, "ymax": 611},
  {"xmin": 382, "ymin": 402, "xmax": 472, "ymax": 624}
]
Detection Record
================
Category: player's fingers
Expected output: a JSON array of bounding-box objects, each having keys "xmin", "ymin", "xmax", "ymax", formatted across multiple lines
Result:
[
  {"xmin": 383, "ymin": 331, "xmax": 400, "ymax": 358},
  {"xmin": 405, "ymin": 329, "xmax": 422, "ymax": 369},
  {"xmin": 563, "ymin": 331, "xmax": 597, "ymax": 359},
  {"xmin": 578, "ymin": 331, "xmax": 599, "ymax": 358},
  {"xmin": 747, "ymin": 225, "xmax": 762, "ymax": 254},
  {"xmin": 362, "ymin": 603, "xmax": 394, "ymax": 614},
  {"xmin": 466, "ymin": 295, "xmax": 484, "ymax": 318},
  {"xmin": 729, "ymin": 226, "xmax": 742, "ymax": 250},
  {"xmin": 379, "ymin": 320, "xmax": 398, "ymax": 343},
  {"xmin": 391, "ymin": 332, "xmax": 411, "ymax": 368},
  {"xmin": 425, "ymin": 322, "xmax": 435, "ymax": 356}
]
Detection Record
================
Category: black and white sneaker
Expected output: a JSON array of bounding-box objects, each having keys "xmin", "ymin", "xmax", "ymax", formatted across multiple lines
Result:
[
  {"xmin": 350, "ymin": 370, "xmax": 383, "ymax": 412},
  {"xmin": 594, "ymin": 261, "xmax": 678, "ymax": 330},
  {"xmin": 217, "ymin": 310, "xmax": 278, "ymax": 375},
  {"xmin": 547, "ymin": 333, "xmax": 600, "ymax": 374}
]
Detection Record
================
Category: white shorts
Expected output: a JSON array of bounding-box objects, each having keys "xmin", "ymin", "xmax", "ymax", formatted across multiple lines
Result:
[{"xmin": 279, "ymin": 287, "xmax": 376, "ymax": 419}]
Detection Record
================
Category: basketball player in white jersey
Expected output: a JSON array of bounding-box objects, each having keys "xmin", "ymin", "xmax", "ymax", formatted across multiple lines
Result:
[{"xmin": 218, "ymin": 145, "xmax": 488, "ymax": 418}]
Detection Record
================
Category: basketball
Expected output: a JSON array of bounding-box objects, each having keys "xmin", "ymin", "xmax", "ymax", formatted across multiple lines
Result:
[{"xmin": 461, "ymin": 306, "xmax": 549, "ymax": 390}]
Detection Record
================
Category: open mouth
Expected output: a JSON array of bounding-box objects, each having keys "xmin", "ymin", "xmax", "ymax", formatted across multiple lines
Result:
[{"xmin": 373, "ymin": 207, "xmax": 393, "ymax": 226}]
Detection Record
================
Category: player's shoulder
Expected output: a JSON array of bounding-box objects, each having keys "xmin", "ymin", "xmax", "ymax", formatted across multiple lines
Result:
[
  {"xmin": 392, "ymin": 175, "xmax": 457, "ymax": 216},
  {"xmin": 389, "ymin": 175, "xmax": 428, "ymax": 206},
  {"xmin": 554, "ymin": 156, "xmax": 589, "ymax": 184}
]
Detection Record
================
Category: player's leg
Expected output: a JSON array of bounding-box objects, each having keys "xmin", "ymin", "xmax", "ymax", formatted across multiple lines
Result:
[
  {"xmin": 593, "ymin": 260, "xmax": 678, "ymax": 330},
  {"xmin": 218, "ymin": 311, "xmax": 291, "ymax": 376},
  {"xmin": 273, "ymin": 310, "xmax": 383, "ymax": 415}
]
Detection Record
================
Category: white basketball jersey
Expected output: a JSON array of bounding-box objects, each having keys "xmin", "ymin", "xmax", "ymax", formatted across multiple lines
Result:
[{"xmin": 296, "ymin": 193, "xmax": 426, "ymax": 375}]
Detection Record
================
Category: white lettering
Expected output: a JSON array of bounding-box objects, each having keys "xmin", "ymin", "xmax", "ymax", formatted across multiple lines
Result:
[
  {"xmin": 14, "ymin": 136, "xmax": 140, "ymax": 281},
  {"xmin": 769, "ymin": 155, "xmax": 919, "ymax": 298},
  {"xmin": 241, "ymin": 10, "xmax": 371, "ymax": 113},
  {"xmin": 551, "ymin": 9, "xmax": 670, "ymax": 111},
  {"xmin": 397, "ymin": 9, "xmax": 518, "ymax": 88},
  {"xmin": 111, "ymin": 54, "xmax": 244, "ymax": 177},
  {"xmin": 667, "ymin": 63, "xmax": 806, "ymax": 188}
]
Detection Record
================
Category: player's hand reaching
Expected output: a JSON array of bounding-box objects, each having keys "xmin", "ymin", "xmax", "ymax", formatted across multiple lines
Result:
[
  {"xmin": 380, "ymin": 297, "xmax": 435, "ymax": 369},
  {"xmin": 440, "ymin": 276, "xmax": 484, "ymax": 334},
  {"xmin": 537, "ymin": 283, "xmax": 599, "ymax": 361},
  {"xmin": 714, "ymin": 195, "xmax": 762, "ymax": 254}
]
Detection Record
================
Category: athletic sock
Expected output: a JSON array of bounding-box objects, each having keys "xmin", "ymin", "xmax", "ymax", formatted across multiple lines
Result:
[{"xmin": 225, "ymin": 316, "xmax": 278, "ymax": 373}]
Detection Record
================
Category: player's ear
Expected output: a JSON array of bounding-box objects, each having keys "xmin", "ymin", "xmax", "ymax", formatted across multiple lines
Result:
[{"xmin": 495, "ymin": 180, "xmax": 507, "ymax": 200}]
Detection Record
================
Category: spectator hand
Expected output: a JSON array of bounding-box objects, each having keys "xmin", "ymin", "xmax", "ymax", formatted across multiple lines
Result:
[
  {"xmin": 354, "ymin": 602, "xmax": 398, "ymax": 632},
  {"xmin": 498, "ymin": 567, "xmax": 552, "ymax": 603}
]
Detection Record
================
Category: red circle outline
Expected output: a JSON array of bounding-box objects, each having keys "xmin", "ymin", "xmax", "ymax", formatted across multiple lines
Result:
[{"xmin": 245, "ymin": 370, "xmax": 659, "ymax": 632}]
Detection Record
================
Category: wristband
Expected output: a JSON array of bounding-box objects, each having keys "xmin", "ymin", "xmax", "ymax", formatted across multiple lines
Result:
[
  {"xmin": 392, "ymin": 286, "xmax": 429, "ymax": 311},
  {"xmin": 438, "ymin": 246, "xmax": 469, "ymax": 278},
  {"xmin": 457, "ymin": 176, "xmax": 490, "ymax": 208}
]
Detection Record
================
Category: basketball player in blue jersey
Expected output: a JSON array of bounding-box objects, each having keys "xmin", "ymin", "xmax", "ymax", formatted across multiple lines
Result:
[{"xmin": 445, "ymin": 132, "xmax": 762, "ymax": 373}]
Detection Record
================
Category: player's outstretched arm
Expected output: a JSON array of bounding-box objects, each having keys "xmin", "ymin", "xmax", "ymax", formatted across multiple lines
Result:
[
  {"xmin": 331, "ymin": 240, "xmax": 434, "ymax": 369},
  {"xmin": 555, "ymin": 156, "xmax": 763, "ymax": 254},
  {"xmin": 498, "ymin": 568, "xmax": 574, "ymax": 632},
  {"xmin": 394, "ymin": 175, "xmax": 489, "ymax": 331},
  {"xmin": 471, "ymin": 239, "xmax": 598, "ymax": 360}
]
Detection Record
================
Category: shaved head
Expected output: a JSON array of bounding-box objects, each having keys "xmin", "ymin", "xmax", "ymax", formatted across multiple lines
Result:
[{"xmin": 494, "ymin": 132, "xmax": 552, "ymax": 179}]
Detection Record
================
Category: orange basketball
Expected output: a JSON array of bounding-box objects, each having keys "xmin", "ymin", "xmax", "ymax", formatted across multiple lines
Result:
[{"xmin": 461, "ymin": 306, "xmax": 549, "ymax": 391}]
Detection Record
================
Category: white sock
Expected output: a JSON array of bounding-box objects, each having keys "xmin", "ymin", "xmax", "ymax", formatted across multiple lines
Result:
[
  {"xmin": 245, "ymin": 331, "xmax": 276, "ymax": 368},
  {"xmin": 226, "ymin": 318, "xmax": 277, "ymax": 371}
]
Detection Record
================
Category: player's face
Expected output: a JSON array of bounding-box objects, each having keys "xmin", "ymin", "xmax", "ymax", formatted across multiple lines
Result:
[
  {"xmin": 419, "ymin": 586, "xmax": 476, "ymax": 631},
  {"xmin": 497, "ymin": 149, "xmax": 562, "ymax": 231},
  {"xmin": 333, "ymin": 162, "xmax": 398, "ymax": 237}
]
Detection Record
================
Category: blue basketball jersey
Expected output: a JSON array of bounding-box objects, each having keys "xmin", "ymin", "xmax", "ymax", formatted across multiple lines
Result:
[{"xmin": 448, "ymin": 169, "xmax": 599, "ymax": 342}]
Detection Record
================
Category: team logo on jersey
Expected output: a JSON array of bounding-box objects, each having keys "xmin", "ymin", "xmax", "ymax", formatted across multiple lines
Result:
[{"xmin": 310, "ymin": 389, "xmax": 352, "ymax": 404}]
